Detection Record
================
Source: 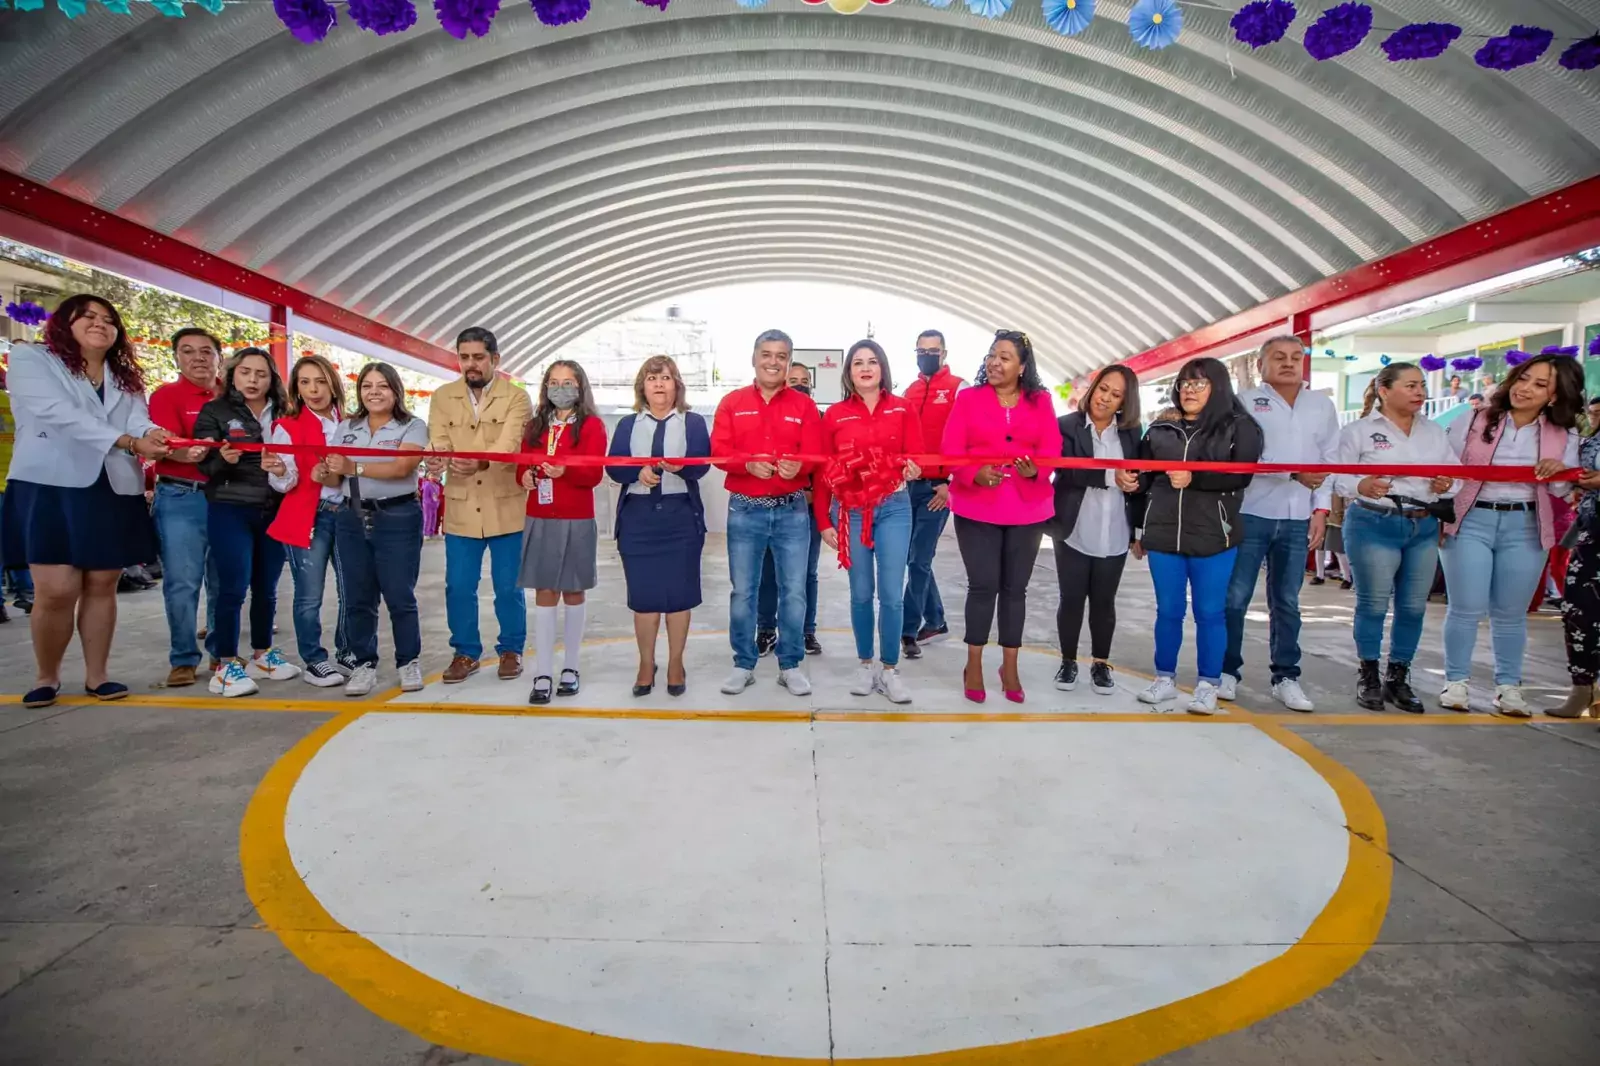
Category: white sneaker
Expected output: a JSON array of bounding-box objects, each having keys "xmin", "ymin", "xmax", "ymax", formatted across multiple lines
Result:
[
  {"xmin": 850, "ymin": 663, "xmax": 879, "ymax": 696},
  {"xmin": 209, "ymin": 659, "xmax": 259, "ymax": 698},
  {"xmin": 1493, "ymin": 684, "xmax": 1530, "ymax": 717},
  {"xmin": 1187, "ymin": 681, "xmax": 1219, "ymax": 716},
  {"xmin": 1272, "ymin": 678, "xmax": 1315, "ymax": 713},
  {"xmin": 1137, "ymin": 676, "xmax": 1179, "ymax": 704},
  {"xmin": 301, "ymin": 660, "xmax": 345, "ymax": 688},
  {"xmin": 720, "ymin": 668, "xmax": 755, "ymax": 695},
  {"xmin": 399, "ymin": 660, "xmax": 424, "ymax": 693},
  {"xmin": 247, "ymin": 647, "xmax": 301, "ymax": 681},
  {"xmin": 344, "ymin": 664, "xmax": 377, "ymax": 698},
  {"xmin": 778, "ymin": 668, "xmax": 812, "ymax": 697},
  {"xmin": 1439, "ymin": 679, "xmax": 1471, "ymax": 712},
  {"xmin": 878, "ymin": 668, "xmax": 913, "ymax": 705},
  {"xmin": 1216, "ymin": 675, "xmax": 1238, "ymax": 701}
]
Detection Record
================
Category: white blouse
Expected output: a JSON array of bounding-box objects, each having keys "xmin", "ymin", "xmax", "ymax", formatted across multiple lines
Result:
[{"xmin": 1446, "ymin": 412, "xmax": 1579, "ymax": 503}]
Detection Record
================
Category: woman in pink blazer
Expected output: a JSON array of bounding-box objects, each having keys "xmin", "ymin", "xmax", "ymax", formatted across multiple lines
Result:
[{"xmin": 941, "ymin": 330, "xmax": 1063, "ymax": 703}]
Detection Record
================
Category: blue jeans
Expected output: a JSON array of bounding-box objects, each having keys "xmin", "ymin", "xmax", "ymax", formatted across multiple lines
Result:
[
  {"xmin": 1344, "ymin": 504, "xmax": 1439, "ymax": 665},
  {"xmin": 1439, "ymin": 506, "xmax": 1547, "ymax": 685},
  {"xmin": 838, "ymin": 490, "xmax": 912, "ymax": 666},
  {"xmin": 286, "ymin": 503, "xmax": 349, "ymax": 667},
  {"xmin": 1148, "ymin": 549, "xmax": 1237, "ymax": 684},
  {"xmin": 757, "ymin": 519, "xmax": 820, "ymax": 635},
  {"xmin": 901, "ymin": 479, "xmax": 949, "ymax": 638},
  {"xmin": 153, "ymin": 482, "xmax": 220, "ymax": 668},
  {"xmin": 336, "ymin": 499, "xmax": 423, "ymax": 668},
  {"xmin": 730, "ymin": 494, "xmax": 812, "ymax": 670},
  {"xmin": 206, "ymin": 500, "xmax": 287, "ymax": 662},
  {"xmin": 1222, "ymin": 515, "xmax": 1310, "ymax": 684},
  {"xmin": 444, "ymin": 531, "xmax": 526, "ymax": 660}
]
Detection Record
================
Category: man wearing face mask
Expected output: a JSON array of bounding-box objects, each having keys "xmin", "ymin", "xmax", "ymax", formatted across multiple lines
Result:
[
  {"xmin": 898, "ymin": 330, "xmax": 962, "ymax": 660},
  {"xmin": 755, "ymin": 361, "xmax": 823, "ymax": 658}
]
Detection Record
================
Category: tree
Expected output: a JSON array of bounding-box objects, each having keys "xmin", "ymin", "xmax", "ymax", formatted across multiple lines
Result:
[{"xmin": 89, "ymin": 271, "xmax": 267, "ymax": 387}]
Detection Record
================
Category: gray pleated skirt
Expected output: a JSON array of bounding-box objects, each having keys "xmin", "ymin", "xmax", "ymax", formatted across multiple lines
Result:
[{"xmin": 518, "ymin": 516, "xmax": 598, "ymax": 592}]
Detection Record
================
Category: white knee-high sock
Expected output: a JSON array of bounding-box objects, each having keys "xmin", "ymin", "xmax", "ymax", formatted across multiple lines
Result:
[
  {"xmin": 563, "ymin": 602, "xmax": 586, "ymax": 672},
  {"xmin": 534, "ymin": 605, "xmax": 558, "ymax": 680},
  {"xmin": 1314, "ymin": 551, "xmax": 1327, "ymax": 579},
  {"xmin": 1336, "ymin": 553, "xmax": 1352, "ymax": 585}
]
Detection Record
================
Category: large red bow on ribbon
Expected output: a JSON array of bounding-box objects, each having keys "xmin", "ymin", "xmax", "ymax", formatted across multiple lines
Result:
[{"xmin": 821, "ymin": 444, "xmax": 903, "ymax": 570}]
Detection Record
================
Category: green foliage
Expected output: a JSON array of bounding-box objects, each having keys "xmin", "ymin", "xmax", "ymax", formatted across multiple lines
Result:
[{"xmin": 88, "ymin": 271, "xmax": 265, "ymax": 387}]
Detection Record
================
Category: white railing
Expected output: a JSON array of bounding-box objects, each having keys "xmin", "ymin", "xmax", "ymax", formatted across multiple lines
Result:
[{"xmin": 1338, "ymin": 394, "xmax": 1461, "ymax": 426}]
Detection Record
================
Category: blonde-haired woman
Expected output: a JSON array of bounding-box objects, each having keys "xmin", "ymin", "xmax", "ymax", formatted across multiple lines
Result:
[{"xmin": 607, "ymin": 355, "xmax": 711, "ymax": 697}]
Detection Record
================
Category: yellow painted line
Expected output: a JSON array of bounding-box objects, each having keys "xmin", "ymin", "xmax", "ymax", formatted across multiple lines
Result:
[
  {"xmin": 239, "ymin": 710, "xmax": 1392, "ymax": 1066},
  {"xmin": 810, "ymin": 711, "xmax": 1244, "ymax": 724}
]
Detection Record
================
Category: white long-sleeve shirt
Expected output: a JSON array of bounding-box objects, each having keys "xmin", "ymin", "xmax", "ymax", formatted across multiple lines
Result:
[
  {"xmin": 1237, "ymin": 384, "xmax": 1341, "ymax": 520},
  {"xmin": 1445, "ymin": 411, "xmax": 1578, "ymax": 503},
  {"xmin": 1332, "ymin": 411, "xmax": 1459, "ymax": 510},
  {"xmin": 1065, "ymin": 419, "xmax": 1130, "ymax": 558},
  {"xmin": 266, "ymin": 411, "xmax": 344, "ymax": 503}
]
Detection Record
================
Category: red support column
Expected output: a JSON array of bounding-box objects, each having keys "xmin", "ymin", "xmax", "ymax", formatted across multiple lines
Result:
[{"xmin": 268, "ymin": 304, "xmax": 293, "ymax": 378}]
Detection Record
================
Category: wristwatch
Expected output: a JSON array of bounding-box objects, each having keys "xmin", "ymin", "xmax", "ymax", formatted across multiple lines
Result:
[{"xmin": 355, "ymin": 463, "xmax": 366, "ymax": 478}]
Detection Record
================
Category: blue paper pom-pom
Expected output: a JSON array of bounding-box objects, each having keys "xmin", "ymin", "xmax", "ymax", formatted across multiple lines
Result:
[
  {"xmin": 349, "ymin": 0, "xmax": 418, "ymax": 34},
  {"xmin": 966, "ymin": 0, "xmax": 1012, "ymax": 18},
  {"xmin": 274, "ymin": 0, "xmax": 336, "ymax": 42},
  {"xmin": 1042, "ymin": 0, "xmax": 1093, "ymax": 36},
  {"xmin": 1230, "ymin": 1, "xmax": 1296, "ymax": 50},
  {"xmin": 532, "ymin": 0, "xmax": 588, "ymax": 25},
  {"xmin": 1128, "ymin": 0, "xmax": 1182, "ymax": 51},
  {"xmin": 434, "ymin": 0, "xmax": 498, "ymax": 37}
]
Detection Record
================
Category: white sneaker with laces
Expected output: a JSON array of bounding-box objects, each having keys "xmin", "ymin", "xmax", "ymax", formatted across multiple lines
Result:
[
  {"xmin": 1493, "ymin": 684, "xmax": 1530, "ymax": 717},
  {"xmin": 1272, "ymin": 678, "xmax": 1315, "ymax": 713},
  {"xmin": 209, "ymin": 659, "xmax": 259, "ymax": 698},
  {"xmin": 1439, "ymin": 679, "xmax": 1471, "ymax": 711},
  {"xmin": 247, "ymin": 647, "xmax": 302, "ymax": 681},
  {"xmin": 778, "ymin": 668, "xmax": 812, "ymax": 697},
  {"xmin": 1216, "ymin": 675, "xmax": 1238, "ymax": 701},
  {"xmin": 399, "ymin": 660, "xmax": 424, "ymax": 693},
  {"xmin": 344, "ymin": 664, "xmax": 377, "ymax": 698},
  {"xmin": 1187, "ymin": 681, "xmax": 1219, "ymax": 716},
  {"xmin": 878, "ymin": 668, "xmax": 913, "ymax": 705},
  {"xmin": 1137, "ymin": 676, "xmax": 1179, "ymax": 704},
  {"xmin": 720, "ymin": 668, "xmax": 755, "ymax": 695},
  {"xmin": 850, "ymin": 663, "xmax": 879, "ymax": 696},
  {"xmin": 301, "ymin": 660, "xmax": 345, "ymax": 688}
]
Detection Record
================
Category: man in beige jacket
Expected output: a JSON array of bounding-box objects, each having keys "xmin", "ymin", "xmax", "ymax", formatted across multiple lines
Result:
[{"xmin": 427, "ymin": 327, "xmax": 533, "ymax": 683}]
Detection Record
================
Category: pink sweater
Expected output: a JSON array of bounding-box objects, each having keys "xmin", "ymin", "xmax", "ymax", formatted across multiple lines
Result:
[{"xmin": 941, "ymin": 385, "xmax": 1063, "ymax": 526}]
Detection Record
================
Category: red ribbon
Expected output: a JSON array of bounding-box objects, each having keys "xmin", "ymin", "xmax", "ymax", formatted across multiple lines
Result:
[{"xmin": 820, "ymin": 445, "xmax": 905, "ymax": 570}]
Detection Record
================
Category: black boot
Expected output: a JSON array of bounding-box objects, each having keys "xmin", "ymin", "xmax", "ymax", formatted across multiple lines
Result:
[
  {"xmin": 1356, "ymin": 659, "xmax": 1384, "ymax": 710},
  {"xmin": 1384, "ymin": 661, "xmax": 1425, "ymax": 714}
]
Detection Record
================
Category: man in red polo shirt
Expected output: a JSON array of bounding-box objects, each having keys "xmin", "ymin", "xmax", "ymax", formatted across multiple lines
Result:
[
  {"xmin": 713, "ymin": 329, "xmax": 823, "ymax": 697},
  {"xmin": 900, "ymin": 329, "xmax": 963, "ymax": 658},
  {"xmin": 147, "ymin": 328, "xmax": 221, "ymax": 686}
]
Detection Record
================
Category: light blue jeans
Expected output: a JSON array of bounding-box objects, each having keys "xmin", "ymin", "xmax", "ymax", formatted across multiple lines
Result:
[
  {"xmin": 286, "ymin": 502, "xmax": 348, "ymax": 667},
  {"xmin": 152, "ymin": 481, "xmax": 219, "ymax": 669},
  {"xmin": 1439, "ymin": 506, "xmax": 1548, "ymax": 685},
  {"xmin": 837, "ymin": 490, "xmax": 912, "ymax": 667},
  {"xmin": 1344, "ymin": 504, "xmax": 1438, "ymax": 665},
  {"xmin": 728, "ymin": 493, "xmax": 811, "ymax": 670}
]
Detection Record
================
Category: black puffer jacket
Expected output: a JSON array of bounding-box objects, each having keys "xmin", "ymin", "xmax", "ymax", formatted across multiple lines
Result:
[
  {"xmin": 194, "ymin": 393, "xmax": 279, "ymax": 511},
  {"xmin": 1136, "ymin": 406, "xmax": 1264, "ymax": 557}
]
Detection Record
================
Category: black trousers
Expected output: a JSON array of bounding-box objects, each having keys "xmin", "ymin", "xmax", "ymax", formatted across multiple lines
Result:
[
  {"xmin": 953, "ymin": 515, "xmax": 1045, "ymax": 649},
  {"xmin": 1562, "ymin": 525, "xmax": 1599, "ymax": 685},
  {"xmin": 1054, "ymin": 541, "xmax": 1128, "ymax": 662}
]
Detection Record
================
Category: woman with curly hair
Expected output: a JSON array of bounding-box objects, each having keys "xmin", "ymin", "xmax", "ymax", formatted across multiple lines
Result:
[{"xmin": 2, "ymin": 294, "xmax": 171, "ymax": 707}]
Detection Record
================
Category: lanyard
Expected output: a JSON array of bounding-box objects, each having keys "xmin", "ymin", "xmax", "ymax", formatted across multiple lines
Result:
[{"xmin": 546, "ymin": 423, "xmax": 566, "ymax": 458}]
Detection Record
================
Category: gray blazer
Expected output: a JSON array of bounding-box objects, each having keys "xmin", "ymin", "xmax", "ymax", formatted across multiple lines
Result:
[{"xmin": 5, "ymin": 341, "xmax": 155, "ymax": 495}]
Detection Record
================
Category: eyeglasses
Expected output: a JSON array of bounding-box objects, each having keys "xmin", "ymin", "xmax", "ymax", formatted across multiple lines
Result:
[
  {"xmin": 1177, "ymin": 379, "xmax": 1212, "ymax": 393},
  {"xmin": 914, "ymin": 348, "xmax": 942, "ymax": 358}
]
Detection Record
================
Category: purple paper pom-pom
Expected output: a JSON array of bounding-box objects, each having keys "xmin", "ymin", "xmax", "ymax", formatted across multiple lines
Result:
[
  {"xmin": 1304, "ymin": 3, "xmax": 1372, "ymax": 61},
  {"xmin": 636, "ymin": 0, "xmax": 669, "ymax": 8},
  {"xmin": 1541, "ymin": 345, "xmax": 1580, "ymax": 357},
  {"xmin": 1475, "ymin": 26, "xmax": 1553, "ymax": 71},
  {"xmin": 434, "ymin": 0, "xmax": 498, "ymax": 37},
  {"xmin": 4, "ymin": 300, "xmax": 49, "ymax": 326},
  {"xmin": 1503, "ymin": 349, "xmax": 1532, "ymax": 367},
  {"xmin": 273, "ymin": 0, "xmax": 337, "ymax": 43},
  {"xmin": 1381, "ymin": 22, "xmax": 1462, "ymax": 62},
  {"xmin": 1418, "ymin": 355, "xmax": 1447, "ymax": 373},
  {"xmin": 1451, "ymin": 356, "xmax": 1483, "ymax": 372},
  {"xmin": 349, "ymin": 0, "xmax": 417, "ymax": 34},
  {"xmin": 1231, "ymin": 1, "xmax": 1296, "ymax": 50},
  {"xmin": 531, "ymin": 0, "xmax": 588, "ymax": 25},
  {"xmin": 1559, "ymin": 34, "xmax": 1600, "ymax": 72}
]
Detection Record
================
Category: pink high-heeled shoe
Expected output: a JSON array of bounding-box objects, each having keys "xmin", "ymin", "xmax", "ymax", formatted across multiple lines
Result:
[
  {"xmin": 999, "ymin": 669, "xmax": 1024, "ymax": 704},
  {"xmin": 963, "ymin": 670, "xmax": 986, "ymax": 704}
]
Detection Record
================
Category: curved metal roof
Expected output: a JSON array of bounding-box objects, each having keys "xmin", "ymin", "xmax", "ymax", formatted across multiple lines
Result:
[{"xmin": 1, "ymin": 2, "xmax": 1597, "ymax": 379}]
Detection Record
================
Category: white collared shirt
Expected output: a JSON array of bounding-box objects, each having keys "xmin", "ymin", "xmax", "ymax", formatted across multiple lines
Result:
[
  {"xmin": 267, "ymin": 411, "xmax": 344, "ymax": 502},
  {"xmin": 1065, "ymin": 419, "xmax": 1129, "ymax": 558},
  {"xmin": 467, "ymin": 378, "xmax": 494, "ymax": 421},
  {"xmin": 1446, "ymin": 412, "xmax": 1579, "ymax": 503},
  {"xmin": 1333, "ymin": 411, "xmax": 1460, "ymax": 509},
  {"xmin": 626, "ymin": 410, "xmax": 690, "ymax": 496},
  {"xmin": 1237, "ymin": 384, "xmax": 1341, "ymax": 520}
]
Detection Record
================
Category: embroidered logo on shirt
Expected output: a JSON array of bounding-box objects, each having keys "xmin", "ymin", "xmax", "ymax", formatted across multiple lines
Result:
[
  {"xmin": 1253, "ymin": 397, "xmax": 1273, "ymax": 411},
  {"xmin": 934, "ymin": 390, "xmax": 951, "ymax": 403},
  {"xmin": 343, "ymin": 434, "xmax": 359, "ymax": 445},
  {"xmin": 733, "ymin": 410, "xmax": 758, "ymax": 418},
  {"xmin": 1370, "ymin": 432, "xmax": 1392, "ymax": 451}
]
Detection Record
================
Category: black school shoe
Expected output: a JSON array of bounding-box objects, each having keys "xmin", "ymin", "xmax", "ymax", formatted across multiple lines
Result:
[
  {"xmin": 1090, "ymin": 662, "xmax": 1116, "ymax": 695},
  {"xmin": 1055, "ymin": 661, "xmax": 1078, "ymax": 691},
  {"xmin": 528, "ymin": 676, "xmax": 553, "ymax": 705},
  {"xmin": 557, "ymin": 669, "xmax": 580, "ymax": 697}
]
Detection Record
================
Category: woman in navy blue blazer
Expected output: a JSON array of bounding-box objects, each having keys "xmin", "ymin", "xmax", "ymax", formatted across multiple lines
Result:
[{"xmin": 606, "ymin": 356, "xmax": 710, "ymax": 697}]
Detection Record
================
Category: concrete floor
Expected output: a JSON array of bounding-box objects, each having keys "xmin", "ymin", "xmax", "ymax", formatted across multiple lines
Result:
[{"xmin": 1, "ymin": 531, "xmax": 1598, "ymax": 1066}]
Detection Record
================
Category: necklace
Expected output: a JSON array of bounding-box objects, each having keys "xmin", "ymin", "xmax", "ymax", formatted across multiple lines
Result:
[{"xmin": 994, "ymin": 388, "xmax": 1020, "ymax": 409}]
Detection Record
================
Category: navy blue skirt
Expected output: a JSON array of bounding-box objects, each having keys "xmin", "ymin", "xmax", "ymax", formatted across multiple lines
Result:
[
  {"xmin": 2, "ymin": 473, "xmax": 157, "ymax": 572},
  {"xmin": 617, "ymin": 493, "xmax": 704, "ymax": 614}
]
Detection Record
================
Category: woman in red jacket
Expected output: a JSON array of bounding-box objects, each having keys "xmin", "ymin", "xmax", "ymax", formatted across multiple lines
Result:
[{"xmin": 517, "ymin": 360, "xmax": 607, "ymax": 705}]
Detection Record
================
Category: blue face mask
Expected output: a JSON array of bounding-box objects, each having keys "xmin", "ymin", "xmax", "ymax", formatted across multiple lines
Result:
[{"xmin": 917, "ymin": 352, "xmax": 942, "ymax": 377}]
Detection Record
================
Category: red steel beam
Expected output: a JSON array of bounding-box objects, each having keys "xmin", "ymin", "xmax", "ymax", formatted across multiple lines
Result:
[
  {"xmin": 1125, "ymin": 174, "xmax": 1600, "ymax": 379},
  {"xmin": 0, "ymin": 170, "xmax": 458, "ymax": 373}
]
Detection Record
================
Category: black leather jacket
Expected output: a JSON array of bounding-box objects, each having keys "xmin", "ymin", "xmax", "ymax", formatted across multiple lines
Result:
[
  {"xmin": 193, "ymin": 393, "xmax": 279, "ymax": 511},
  {"xmin": 1136, "ymin": 406, "xmax": 1264, "ymax": 557}
]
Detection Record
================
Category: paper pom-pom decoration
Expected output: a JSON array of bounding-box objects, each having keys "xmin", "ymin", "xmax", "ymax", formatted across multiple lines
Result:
[
  {"xmin": 1541, "ymin": 345, "xmax": 1580, "ymax": 357},
  {"xmin": 1450, "ymin": 356, "xmax": 1484, "ymax": 372},
  {"xmin": 1304, "ymin": 3, "xmax": 1372, "ymax": 60},
  {"xmin": 532, "ymin": 0, "xmax": 587, "ymax": 23},
  {"xmin": 4, "ymin": 301, "xmax": 48, "ymax": 326},
  {"xmin": 149, "ymin": 0, "xmax": 184, "ymax": 13},
  {"xmin": 1558, "ymin": 34, "xmax": 1600, "ymax": 72},
  {"xmin": 966, "ymin": 0, "xmax": 1011, "ymax": 18},
  {"xmin": 735, "ymin": 0, "xmax": 768, "ymax": 7},
  {"xmin": 194, "ymin": 0, "xmax": 223, "ymax": 11},
  {"xmin": 1378, "ymin": 355, "xmax": 1392, "ymax": 367},
  {"xmin": 434, "ymin": 0, "xmax": 498, "ymax": 36},
  {"xmin": 1475, "ymin": 26, "xmax": 1553, "ymax": 71},
  {"xmin": 273, "ymin": 0, "xmax": 336, "ymax": 41},
  {"xmin": 1590, "ymin": 335, "xmax": 1600, "ymax": 357},
  {"xmin": 637, "ymin": 0, "xmax": 669, "ymax": 8},
  {"xmin": 56, "ymin": 0, "xmax": 86, "ymax": 16},
  {"xmin": 1503, "ymin": 349, "xmax": 1532, "ymax": 367},
  {"xmin": 348, "ymin": 0, "xmax": 417, "ymax": 34},
  {"xmin": 1042, "ymin": 0, "xmax": 1092, "ymax": 36},
  {"xmin": 1418, "ymin": 355, "xmax": 1447, "ymax": 372},
  {"xmin": 98, "ymin": 0, "xmax": 135, "ymax": 13},
  {"xmin": 1128, "ymin": 0, "xmax": 1182, "ymax": 50},
  {"xmin": 1231, "ymin": 1, "xmax": 1295, "ymax": 50},
  {"xmin": 1381, "ymin": 22, "xmax": 1462, "ymax": 62},
  {"xmin": 922, "ymin": 0, "xmax": 955, "ymax": 7}
]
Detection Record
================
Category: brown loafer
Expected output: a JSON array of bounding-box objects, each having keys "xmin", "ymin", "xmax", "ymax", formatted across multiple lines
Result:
[
  {"xmin": 442, "ymin": 654, "xmax": 480, "ymax": 684},
  {"xmin": 497, "ymin": 651, "xmax": 523, "ymax": 680},
  {"xmin": 166, "ymin": 665, "xmax": 198, "ymax": 687}
]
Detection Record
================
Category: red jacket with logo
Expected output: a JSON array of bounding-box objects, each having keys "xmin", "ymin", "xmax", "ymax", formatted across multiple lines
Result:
[
  {"xmin": 814, "ymin": 392, "xmax": 926, "ymax": 530},
  {"xmin": 902, "ymin": 366, "xmax": 962, "ymax": 479},
  {"xmin": 711, "ymin": 383, "xmax": 824, "ymax": 498}
]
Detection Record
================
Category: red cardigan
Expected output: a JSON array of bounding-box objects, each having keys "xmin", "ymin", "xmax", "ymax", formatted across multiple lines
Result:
[{"xmin": 517, "ymin": 416, "xmax": 608, "ymax": 520}]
